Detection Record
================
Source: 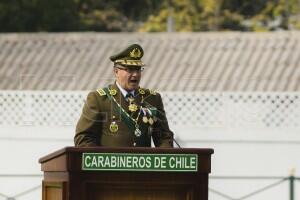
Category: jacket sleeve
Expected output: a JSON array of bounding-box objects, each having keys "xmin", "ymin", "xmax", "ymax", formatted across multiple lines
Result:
[
  {"xmin": 74, "ymin": 91, "xmax": 102, "ymax": 147},
  {"xmin": 152, "ymin": 93, "xmax": 174, "ymax": 147}
]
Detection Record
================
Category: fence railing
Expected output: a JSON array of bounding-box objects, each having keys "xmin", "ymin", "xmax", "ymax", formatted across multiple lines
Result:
[
  {"xmin": 2, "ymin": 91, "xmax": 300, "ymax": 128},
  {"xmin": 210, "ymin": 175, "xmax": 299, "ymax": 200},
  {"xmin": 0, "ymin": 174, "xmax": 42, "ymax": 200}
]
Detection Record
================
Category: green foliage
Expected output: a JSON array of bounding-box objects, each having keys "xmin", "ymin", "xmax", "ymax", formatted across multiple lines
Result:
[
  {"xmin": 0, "ymin": 0, "xmax": 38, "ymax": 32},
  {"xmin": 140, "ymin": 0, "xmax": 246, "ymax": 31},
  {"xmin": 78, "ymin": 0, "xmax": 162, "ymax": 31},
  {"xmin": 36, "ymin": 0, "xmax": 79, "ymax": 31},
  {"xmin": 0, "ymin": 0, "xmax": 79, "ymax": 32},
  {"xmin": 140, "ymin": 0, "xmax": 300, "ymax": 32},
  {"xmin": 139, "ymin": 9, "xmax": 169, "ymax": 32},
  {"xmin": 0, "ymin": 0, "xmax": 300, "ymax": 32}
]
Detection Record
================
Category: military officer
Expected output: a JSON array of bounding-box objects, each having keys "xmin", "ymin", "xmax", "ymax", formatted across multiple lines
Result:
[{"xmin": 74, "ymin": 44, "xmax": 174, "ymax": 147}]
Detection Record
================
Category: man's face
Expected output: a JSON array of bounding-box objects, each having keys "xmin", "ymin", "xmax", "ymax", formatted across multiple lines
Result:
[{"xmin": 114, "ymin": 65, "xmax": 142, "ymax": 91}]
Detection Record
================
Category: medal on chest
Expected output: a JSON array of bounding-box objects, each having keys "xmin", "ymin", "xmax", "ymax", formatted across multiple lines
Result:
[
  {"xmin": 109, "ymin": 115, "xmax": 118, "ymax": 133},
  {"xmin": 109, "ymin": 121, "xmax": 118, "ymax": 133},
  {"xmin": 141, "ymin": 107, "xmax": 156, "ymax": 125}
]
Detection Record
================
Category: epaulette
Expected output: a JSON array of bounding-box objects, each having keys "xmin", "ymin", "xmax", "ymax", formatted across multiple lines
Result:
[
  {"xmin": 148, "ymin": 89, "xmax": 157, "ymax": 95},
  {"xmin": 96, "ymin": 88, "xmax": 106, "ymax": 96}
]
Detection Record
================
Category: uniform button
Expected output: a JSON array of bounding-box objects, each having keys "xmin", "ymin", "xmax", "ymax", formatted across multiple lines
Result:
[{"xmin": 133, "ymin": 142, "xmax": 136, "ymax": 146}]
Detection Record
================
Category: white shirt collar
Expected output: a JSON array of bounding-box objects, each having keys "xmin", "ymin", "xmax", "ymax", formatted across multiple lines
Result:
[{"xmin": 116, "ymin": 81, "xmax": 134, "ymax": 98}]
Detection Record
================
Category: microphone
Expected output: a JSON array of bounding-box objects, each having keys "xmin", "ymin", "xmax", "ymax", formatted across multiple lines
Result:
[
  {"xmin": 149, "ymin": 128, "xmax": 181, "ymax": 148},
  {"xmin": 173, "ymin": 137, "xmax": 182, "ymax": 148}
]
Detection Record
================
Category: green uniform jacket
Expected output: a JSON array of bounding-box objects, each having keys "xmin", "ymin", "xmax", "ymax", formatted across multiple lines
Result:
[{"xmin": 74, "ymin": 83, "xmax": 174, "ymax": 147}]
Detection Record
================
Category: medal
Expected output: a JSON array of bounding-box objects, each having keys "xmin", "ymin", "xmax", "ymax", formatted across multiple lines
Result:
[
  {"xmin": 142, "ymin": 116, "xmax": 148, "ymax": 123},
  {"xmin": 109, "ymin": 121, "xmax": 118, "ymax": 133},
  {"xmin": 129, "ymin": 103, "xmax": 138, "ymax": 112},
  {"xmin": 134, "ymin": 128, "xmax": 142, "ymax": 137},
  {"xmin": 148, "ymin": 117, "xmax": 154, "ymax": 125}
]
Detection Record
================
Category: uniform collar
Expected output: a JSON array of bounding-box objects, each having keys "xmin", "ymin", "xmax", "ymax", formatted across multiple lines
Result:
[{"xmin": 115, "ymin": 81, "xmax": 135, "ymax": 98}]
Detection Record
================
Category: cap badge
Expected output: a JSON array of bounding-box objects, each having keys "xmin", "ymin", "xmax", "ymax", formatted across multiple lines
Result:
[{"xmin": 130, "ymin": 48, "xmax": 142, "ymax": 58}]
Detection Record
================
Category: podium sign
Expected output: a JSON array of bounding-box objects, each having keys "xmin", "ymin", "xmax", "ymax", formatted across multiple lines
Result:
[{"xmin": 82, "ymin": 153, "xmax": 198, "ymax": 172}]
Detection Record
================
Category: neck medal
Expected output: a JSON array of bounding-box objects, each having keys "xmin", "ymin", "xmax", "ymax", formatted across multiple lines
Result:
[
  {"xmin": 129, "ymin": 103, "xmax": 138, "ymax": 112},
  {"xmin": 128, "ymin": 97, "xmax": 138, "ymax": 112}
]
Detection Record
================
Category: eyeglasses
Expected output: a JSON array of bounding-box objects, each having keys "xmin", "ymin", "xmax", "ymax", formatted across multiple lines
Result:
[{"xmin": 116, "ymin": 67, "xmax": 144, "ymax": 73}]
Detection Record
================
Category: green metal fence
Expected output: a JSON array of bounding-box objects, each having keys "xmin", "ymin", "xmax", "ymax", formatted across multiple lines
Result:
[
  {"xmin": 0, "ymin": 174, "xmax": 41, "ymax": 200},
  {"xmin": 210, "ymin": 175, "xmax": 299, "ymax": 200}
]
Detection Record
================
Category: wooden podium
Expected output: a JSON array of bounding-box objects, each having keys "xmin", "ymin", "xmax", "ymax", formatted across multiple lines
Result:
[{"xmin": 39, "ymin": 147, "xmax": 213, "ymax": 200}]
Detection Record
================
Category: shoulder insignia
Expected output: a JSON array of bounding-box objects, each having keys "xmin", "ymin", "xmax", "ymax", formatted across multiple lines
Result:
[
  {"xmin": 96, "ymin": 89, "xmax": 106, "ymax": 96},
  {"xmin": 149, "ymin": 89, "xmax": 157, "ymax": 95}
]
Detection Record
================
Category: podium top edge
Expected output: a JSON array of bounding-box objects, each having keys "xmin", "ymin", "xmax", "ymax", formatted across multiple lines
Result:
[{"xmin": 39, "ymin": 146, "xmax": 214, "ymax": 164}]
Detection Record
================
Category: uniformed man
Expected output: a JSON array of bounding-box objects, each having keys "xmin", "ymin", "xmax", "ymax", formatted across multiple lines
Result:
[{"xmin": 74, "ymin": 44, "xmax": 174, "ymax": 147}]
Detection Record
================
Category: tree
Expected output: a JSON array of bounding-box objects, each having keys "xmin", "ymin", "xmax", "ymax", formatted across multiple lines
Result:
[
  {"xmin": 139, "ymin": 0, "xmax": 300, "ymax": 32},
  {"xmin": 0, "ymin": 0, "xmax": 79, "ymax": 32},
  {"xmin": 0, "ymin": 0, "xmax": 39, "ymax": 32},
  {"xmin": 36, "ymin": 0, "xmax": 79, "ymax": 31},
  {"xmin": 78, "ymin": 0, "xmax": 162, "ymax": 31},
  {"xmin": 0, "ymin": 0, "xmax": 300, "ymax": 32}
]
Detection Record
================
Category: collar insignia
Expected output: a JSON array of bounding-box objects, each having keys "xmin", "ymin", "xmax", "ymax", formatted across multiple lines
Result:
[
  {"xmin": 109, "ymin": 89, "xmax": 117, "ymax": 96},
  {"xmin": 138, "ymin": 88, "xmax": 145, "ymax": 95}
]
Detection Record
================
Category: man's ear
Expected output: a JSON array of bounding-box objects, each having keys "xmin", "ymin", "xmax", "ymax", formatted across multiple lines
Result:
[{"xmin": 113, "ymin": 67, "xmax": 118, "ymax": 75}]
